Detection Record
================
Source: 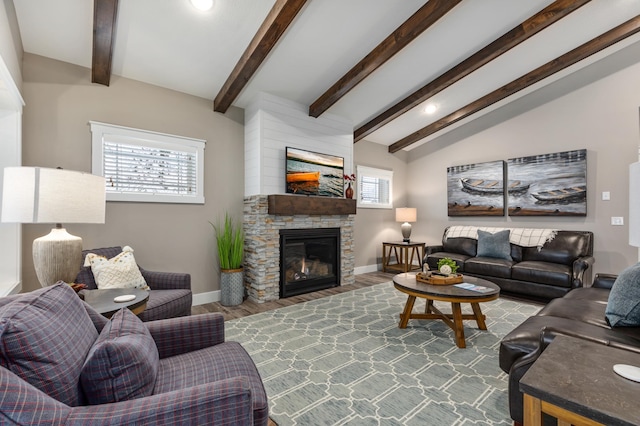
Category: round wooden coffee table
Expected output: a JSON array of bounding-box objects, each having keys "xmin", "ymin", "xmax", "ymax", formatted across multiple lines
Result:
[
  {"xmin": 79, "ymin": 288, "xmax": 149, "ymax": 319},
  {"xmin": 393, "ymin": 273, "xmax": 500, "ymax": 348}
]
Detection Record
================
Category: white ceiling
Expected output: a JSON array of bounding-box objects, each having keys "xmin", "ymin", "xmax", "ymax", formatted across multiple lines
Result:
[{"xmin": 11, "ymin": 0, "xmax": 640, "ymax": 151}]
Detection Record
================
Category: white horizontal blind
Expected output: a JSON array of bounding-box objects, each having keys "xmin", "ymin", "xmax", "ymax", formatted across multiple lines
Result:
[
  {"xmin": 90, "ymin": 121, "xmax": 205, "ymax": 204},
  {"xmin": 104, "ymin": 141, "xmax": 196, "ymax": 196},
  {"xmin": 356, "ymin": 165, "xmax": 393, "ymax": 209}
]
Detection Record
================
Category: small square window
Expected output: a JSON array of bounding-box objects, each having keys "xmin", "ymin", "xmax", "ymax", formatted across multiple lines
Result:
[
  {"xmin": 356, "ymin": 165, "xmax": 393, "ymax": 209},
  {"xmin": 90, "ymin": 121, "xmax": 205, "ymax": 204}
]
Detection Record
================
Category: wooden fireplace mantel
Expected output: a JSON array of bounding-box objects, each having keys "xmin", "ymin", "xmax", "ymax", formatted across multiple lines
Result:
[{"xmin": 268, "ymin": 194, "xmax": 356, "ymax": 216}]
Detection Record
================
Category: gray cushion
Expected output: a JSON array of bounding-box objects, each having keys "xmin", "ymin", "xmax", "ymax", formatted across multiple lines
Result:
[
  {"xmin": 0, "ymin": 282, "xmax": 98, "ymax": 406},
  {"xmin": 476, "ymin": 229, "xmax": 512, "ymax": 261},
  {"xmin": 606, "ymin": 263, "xmax": 640, "ymax": 327},
  {"xmin": 81, "ymin": 308, "xmax": 159, "ymax": 404}
]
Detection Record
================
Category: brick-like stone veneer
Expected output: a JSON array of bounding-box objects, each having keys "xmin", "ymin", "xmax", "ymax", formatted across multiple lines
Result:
[{"xmin": 244, "ymin": 195, "xmax": 355, "ymax": 303}]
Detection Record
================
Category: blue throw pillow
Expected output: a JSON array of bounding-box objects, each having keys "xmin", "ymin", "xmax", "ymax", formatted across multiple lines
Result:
[
  {"xmin": 606, "ymin": 263, "xmax": 640, "ymax": 327},
  {"xmin": 476, "ymin": 229, "xmax": 512, "ymax": 260}
]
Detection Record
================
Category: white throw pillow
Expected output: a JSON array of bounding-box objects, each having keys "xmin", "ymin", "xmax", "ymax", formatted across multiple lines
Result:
[{"xmin": 84, "ymin": 246, "xmax": 149, "ymax": 290}]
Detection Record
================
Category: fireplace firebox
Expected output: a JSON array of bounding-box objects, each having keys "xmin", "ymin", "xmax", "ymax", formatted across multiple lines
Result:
[{"xmin": 280, "ymin": 228, "xmax": 340, "ymax": 298}]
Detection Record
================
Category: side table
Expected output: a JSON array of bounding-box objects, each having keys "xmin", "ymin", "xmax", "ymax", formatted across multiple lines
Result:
[
  {"xmin": 520, "ymin": 334, "xmax": 640, "ymax": 426},
  {"xmin": 79, "ymin": 288, "xmax": 149, "ymax": 319},
  {"xmin": 382, "ymin": 241, "xmax": 425, "ymax": 273}
]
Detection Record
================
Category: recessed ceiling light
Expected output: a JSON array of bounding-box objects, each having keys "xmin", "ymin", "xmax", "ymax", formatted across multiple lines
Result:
[
  {"xmin": 424, "ymin": 104, "xmax": 438, "ymax": 114},
  {"xmin": 190, "ymin": 0, "xmax": 213, "ymax": 11}
]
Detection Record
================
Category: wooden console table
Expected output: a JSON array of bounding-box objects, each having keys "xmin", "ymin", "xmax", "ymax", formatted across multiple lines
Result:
[
  {"xmin": 382, "ymin": 241, "xmax": 425, "ymax": 273},
  {"xmin": 520, "ymin": 335, "xmax": 640, "ymax": 426}
]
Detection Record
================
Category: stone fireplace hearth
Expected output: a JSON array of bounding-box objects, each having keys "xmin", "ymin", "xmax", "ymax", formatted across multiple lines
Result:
[{"xmin": 243, "ymin": 195, "xmax": 355, "ymax": 303}]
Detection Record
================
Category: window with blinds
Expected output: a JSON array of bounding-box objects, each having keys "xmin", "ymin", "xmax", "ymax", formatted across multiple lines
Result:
[
  {"xmin": 90, "ymin": 122, "xmax": 205, "ymax": 204},
  {"xmin": 356, "ymin": 165, "xmax": 393, "ymax": 209}
]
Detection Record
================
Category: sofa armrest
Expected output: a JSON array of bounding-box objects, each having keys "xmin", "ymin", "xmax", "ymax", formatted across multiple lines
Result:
[
  {"xmin": 65, "ymin": 377, "xmax": 254, "ymax": 425},
  {"xmin": 593, "ymin": 273, "xmax": 617, "ymax": 289},
  {"xmin": 571, "ymin": 255, "xmax": 594, "ymax": 288},
  {"xmin": 140, "ymin": 268, "xmax": 191, "ymax": 291},
  {"xmin": 145, "ymin": 313, "xmax": 225, "ymax": 359}
]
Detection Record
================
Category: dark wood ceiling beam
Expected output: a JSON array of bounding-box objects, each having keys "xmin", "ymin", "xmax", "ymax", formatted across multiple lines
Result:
[
  {"xmin": 355, "ymin": 0, "xmax": 591, "ymax": 142},
  {"xmin": 214, "ymin": 0, "xmax": 308, "ymax": 113},
  {"xmin": 388, "ymin": 15, "xmax": 640, "ymax": 153},
  {"xmin": 308, "ymin": 0, "xmax": 463, "ymax": 118},
  {"xmin": 92, "ymin": 0, "xmax": 118, "ymax": 86}
]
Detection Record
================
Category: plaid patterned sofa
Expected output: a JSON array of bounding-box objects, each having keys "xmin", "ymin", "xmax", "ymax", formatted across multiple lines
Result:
[
  {"xmin": 0, "ymin": 283, "xmax": 268, "ymax": 425},
  {"xmin": 75, "ymin": 246, "xmax": 192, "ymax": 321}
]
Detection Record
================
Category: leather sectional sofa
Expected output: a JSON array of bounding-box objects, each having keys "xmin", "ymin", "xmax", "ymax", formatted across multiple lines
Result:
[
  {"xmin": 499, "ymin": 273, "xmax": 640, "ymax": 425},
  {"xmin": 424, "ymin": 227, "xmax": 594, "ymax": 301}
]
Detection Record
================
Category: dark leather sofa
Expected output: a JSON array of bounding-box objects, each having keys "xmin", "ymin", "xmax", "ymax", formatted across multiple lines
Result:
[
  {"xmin": 425, "ymin": 227, "xmax": 594, "ymax": 301},
  {"xmin": 499, "ymin": 273, "xmax": 640, "ymax": 425}
]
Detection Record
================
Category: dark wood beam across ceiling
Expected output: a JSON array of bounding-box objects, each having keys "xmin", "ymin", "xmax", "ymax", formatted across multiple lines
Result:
[
  {"xmin": 354, "ymin": 0, "xmax": 591, "ymax": 142},
  {"xmin": 214, "ymin": 0, "xmax": 308, "ymax": 113},
  {"xmin": 388, "ymin": 14, "xmax": 640, "ymax": 153},
  {"xmin": 92, "ymin": 0, "xmax": 118, "ymax": 86},
  {"xmin": 309, "ymin": 0, "xmax": 463, "ymax": 118}
]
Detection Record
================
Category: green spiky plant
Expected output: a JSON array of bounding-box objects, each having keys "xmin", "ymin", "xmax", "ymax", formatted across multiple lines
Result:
[{"xmin": 211, "ymin": 214, "xmax": 244, "ymax": 270}]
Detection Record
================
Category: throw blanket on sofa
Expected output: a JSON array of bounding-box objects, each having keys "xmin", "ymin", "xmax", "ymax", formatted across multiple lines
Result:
[{"xmin": 445, "ymin": 226, "xmax": 557, "ymax": 249}]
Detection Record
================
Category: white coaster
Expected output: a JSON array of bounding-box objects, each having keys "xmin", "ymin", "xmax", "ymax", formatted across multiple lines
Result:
[
  {"xmin": 613, "ymin": 364, "xmax": 640, "ymax": 382},
  {"xmin": 114, "ymin": 294, "xmax": 136, "ymax": 303}
]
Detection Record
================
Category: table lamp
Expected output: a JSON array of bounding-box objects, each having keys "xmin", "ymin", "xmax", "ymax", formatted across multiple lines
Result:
[
  {"xmin": 396, "ymin": 207, "xmax": 417, "ymax": 243},
  {"xmin": 1, "ymin": 167, "xmax": 106, "ymax": 287}
]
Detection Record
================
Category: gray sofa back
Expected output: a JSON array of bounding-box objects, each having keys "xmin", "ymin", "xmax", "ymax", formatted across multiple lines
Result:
[
  {"xmin": 442, "ymin": 237, "xmax": 476, "ymax": 257},
  {"xmin": 441, "ymin": 228, "xmax": 593, "ymax": 266},
  {"xmin": 521, "ymin": 230, "xmax": 593, "ymax": 265}
]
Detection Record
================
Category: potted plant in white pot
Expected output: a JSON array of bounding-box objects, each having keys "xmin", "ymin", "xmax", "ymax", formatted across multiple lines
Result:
[{"xmin": 211, "ymin": 214, "xmax": 244, "ymax": 306}]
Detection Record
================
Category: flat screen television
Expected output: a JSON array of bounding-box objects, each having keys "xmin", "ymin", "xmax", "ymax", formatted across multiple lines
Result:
[{"xmin": 286, "ymin": 147, "xmax": 344, "ymax": 197}]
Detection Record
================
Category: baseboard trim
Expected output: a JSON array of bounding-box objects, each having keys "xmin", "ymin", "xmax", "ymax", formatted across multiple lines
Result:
[
  {"xmin": 354, "ymin": 264, "xmax": 381, "ymax": 275},
  {"xmin": 192, "ymin": 290, "xmax": 220, "ymax": 306}
]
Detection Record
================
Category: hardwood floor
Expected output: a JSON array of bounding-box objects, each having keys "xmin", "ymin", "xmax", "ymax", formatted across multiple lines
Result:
[{"xmin": 191, "ymin": 270, "xmax": 395, "ymax": 321}]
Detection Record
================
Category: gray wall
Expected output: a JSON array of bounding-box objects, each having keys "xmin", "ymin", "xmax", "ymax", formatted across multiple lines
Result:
[
  {"xmin": 401, "ymin": 58, "xmax": 640, "ymax": 276},
  {"xmin": 21, "ymin": 54, "xmax": 245, "ymax": 296},
  {"xmin": 0, "ymin": 0, "xmax": 22, "ymax": 91},
  {"xmin": 353, "ymin": 141, "xmax": 408, "ymax": 269}
]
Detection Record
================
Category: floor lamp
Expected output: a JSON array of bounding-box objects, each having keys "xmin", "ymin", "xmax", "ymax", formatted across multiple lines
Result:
[{"xmin": 1, "ymin": 167, "xmax": 106, "ymax": 287}]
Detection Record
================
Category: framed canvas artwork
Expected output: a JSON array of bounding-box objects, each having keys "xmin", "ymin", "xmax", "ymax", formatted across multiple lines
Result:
[
  {"xmin": 507, "ymin": 149, "xmax": 587, "ymax": 216},
  {"xmin": 447, "ymin": 160, "xmax": 505, "ymax": 216}
]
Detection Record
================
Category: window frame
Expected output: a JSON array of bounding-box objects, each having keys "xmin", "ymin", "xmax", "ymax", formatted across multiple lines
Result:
[
  {"xmin": 356, "ymin": 165, "xmax": 393, "ymax": 209},
  {"xmin": 90, "ymin": 121, "xmax": 206, "ymax": 204}
]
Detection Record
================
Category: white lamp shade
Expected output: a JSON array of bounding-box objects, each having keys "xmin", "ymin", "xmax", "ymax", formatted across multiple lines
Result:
[
  {"xmin": 630, "ymin": 162, "xmax": 640, "ymax": 247},
  {"xmin": 396, "ymin": 207, "xmax": 417, "ymax": 223},
  {"xmin": 1, "ymin": 167, "xmax": 106, "ymax": 224}
]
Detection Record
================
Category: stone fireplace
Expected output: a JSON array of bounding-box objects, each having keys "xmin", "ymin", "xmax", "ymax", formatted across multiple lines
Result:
[{"xmin": 244, "ymin": 195, "xmax": 355, "ymax": 303}]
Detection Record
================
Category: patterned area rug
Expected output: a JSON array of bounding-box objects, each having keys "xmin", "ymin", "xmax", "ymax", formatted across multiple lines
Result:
[{"xmin": 225, "ymin": 282, "xmax": 541, "ymax": 425}]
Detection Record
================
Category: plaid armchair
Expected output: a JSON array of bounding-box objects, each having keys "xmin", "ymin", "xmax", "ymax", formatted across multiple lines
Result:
[
  {"xmin": 75, "ymin": 246, "xmax": 192, "ymax": 321},
  {"xmin": 0, "ymin": 283, "xmax": 268, "ymax": 425}
]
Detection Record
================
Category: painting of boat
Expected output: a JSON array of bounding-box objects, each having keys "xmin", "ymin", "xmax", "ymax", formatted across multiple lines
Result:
[
  {"xmin": 286, "ymin": 171, "xmax": 320, "ymax": 183},
  {"xmin": 447, "ymin": 160, "xmax": 505, "ymax": 216},
  {"xmin": 531, "ymin": 185, "xmax": 586, "ymax": 203},
  {"xmin": 460, "ymin": 178, "xmax": 530, "ymax": 194},
  {"xmin": 508, "ymin": 149, "xmax": 587, "ymax": 216}
]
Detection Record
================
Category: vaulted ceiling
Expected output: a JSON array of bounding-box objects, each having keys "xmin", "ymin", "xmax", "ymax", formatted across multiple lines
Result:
[{"xmin": 12, "ymin": 0, "xmax": 640, "ymax": 152}]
